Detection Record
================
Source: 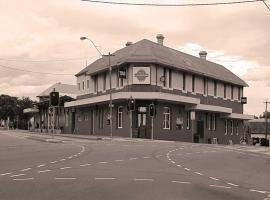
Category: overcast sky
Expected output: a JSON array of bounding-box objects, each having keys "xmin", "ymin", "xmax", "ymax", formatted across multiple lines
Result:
[{"xmin": 0, "ymin": 0, "xmax": 269, "ymax": 116}]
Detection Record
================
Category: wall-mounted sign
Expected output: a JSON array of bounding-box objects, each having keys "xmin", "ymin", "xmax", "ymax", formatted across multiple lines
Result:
[
  {"xmin": 190, "ymin": 111, "xmax": 196, "ymax": 121},
  {"xmin": 119, "ymin": 69, "xmax": 127, "ymax": 79},
  {"xmin": 241, "ymin": 97, "xmax": 247, "ymax": 104},
  {"xmin": 133, "ymin": 67, "xmax": 150, "ymax": 84}
]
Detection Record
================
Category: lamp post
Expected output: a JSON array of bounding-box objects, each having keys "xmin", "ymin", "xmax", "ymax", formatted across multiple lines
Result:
[{"xmin": 80, "ymin": 37, "xmax": 114, "ymax": 138}]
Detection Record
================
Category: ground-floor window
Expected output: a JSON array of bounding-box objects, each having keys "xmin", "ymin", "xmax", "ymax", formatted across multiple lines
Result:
[
  {"xmin": 83, "ymin": 112, "xmax": 88, "ymax": 121},
  {"xmin": 225, "ymin": 120, "xmax": 228, "ymax": 135},
  {"xmin": 99, "ymin": 108, "xmax": 104, "ymax": 129},
  {"xmin": 212, "ymin": 114, "xmax": 216, "ymax": 131},
  {"xmin": 235, "ymin": 121, "xmax": 239, "ymax": 135},
  {"xmin": 163, "ymin": 107, "xmax": 171, "ymax": 130},
  {"xmin": 230, "ymin": 120, "xmax": 234, "ymax": 135},
  {"xmin": 117, "ymin": 106, "xmax": 123, "ymax": 128},
  {"xmin": 207, "ymin": 113, "xmax": 216, "ymax": 131},
  {"xmin": 65, "ymin": 110, "xmax": 69, "ymax": 127},
  {"xmin": 186, "ymin": 111, "xmax": 190, "ymax": 130}
]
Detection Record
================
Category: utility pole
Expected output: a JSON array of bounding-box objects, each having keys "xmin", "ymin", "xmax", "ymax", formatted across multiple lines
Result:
[{"xmin": 264, "ymin": 101, "xmax": 270, "ymax": 139}]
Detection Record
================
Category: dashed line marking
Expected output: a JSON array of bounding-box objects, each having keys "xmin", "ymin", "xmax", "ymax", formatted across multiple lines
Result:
[
  {"xmin": 114, "ymin": 160, "xmax": 124, "ymax": 162},
  {"xmin": 171, "ymin": 161, "xmax": 176, "ymax": 164},
  {"xmin": 95, "ymin": 177, "xmax": 116, "ymax": 180},
  {"xmin": 37, "ymin": 164, "xmax": 45, "ymax": 168},
  {"xmin": 11, "ymin": 174, "xmax": 25, "ymax": 177},
  {"xmin": 80, "ymin": 163, "xmax": 92, "ymax": 167},
  {"xmin": 20, "ymin": 168, "xmax": 31, "ymax": 172},
  {"xmin": 50, "ymin": 161, "xmax": 58, "ymax": 164},
  {"xmin": 134, "ymin": 178, "xmax": 154, "ymax": 181},
  {"xmin": 184, "ymin": 168, "xmax": 191, "ymax": 171},
  {"xmin": 60, "ymin": 167, "xmax": 72, "ymax": 170},
  {"xmin": 172, "ymin": 181, "xmax": 191, "ymax": 184},
  {"xmin": 0, "ymin": 172, "xmax": 12, "ymax": 176},
  {"xmin": 55, "ymin": 177, "xmax": 77, "ymax": 180},
  {"xmin": 129, "ymin": 157, "xmax": 138, "ymax": 160},
  {"xmin": 38, "ymin": 170, "xmax": 51, "ymax": 173},
  {"xmin": 209, "ymin": 177, "xmax": 219, "ymax": 181},
  {"xmin": 68, "ymin": 156, "xmax": 73, "ymax": 159},
  {"xmin": 13, "ymin": 178, "xmax": 34, "ymax": 181},
  {"xmin": 227, "ymin": 182, "xmax": 239, "ymax": 187},
  {"xmin": 194, "ymin": 172, "xmax": 204, "ymax": 176},
  {"xmin": 210, "ymin": 185, "xmax": 231, "ymax": 189},
  {"xmin": 99, "ymin": 162, "xmax": 108, "ymax": 164},
  {"xmin": 177, "ymin": 164, "xmax": 182, "ymax": 167},
  {"xmin": 250, "ymin": 189, "xmax": 267, "ymax": 194},
  {"xmin": 143, "ymin": 156, "xmax": 150, "ymax": 159},
  {"xmin": 60, "ymin": 159, "xmax": 66, "ymax": 161}
]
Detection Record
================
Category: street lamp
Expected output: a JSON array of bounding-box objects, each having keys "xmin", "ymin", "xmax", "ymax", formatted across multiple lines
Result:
[{"xmin": 80, "ymin": 36, "xmax": 114, "ymax": 138}]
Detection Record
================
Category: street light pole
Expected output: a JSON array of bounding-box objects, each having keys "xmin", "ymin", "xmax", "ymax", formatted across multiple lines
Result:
[{"xmin": 264, "ymin": 101, "xmax": 270, "ymax": 140}]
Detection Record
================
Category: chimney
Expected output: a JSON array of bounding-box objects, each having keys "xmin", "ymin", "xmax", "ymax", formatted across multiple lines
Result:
[
  {"xmin": 156, "ymin": 34, "xmax": 165, "ymax": 45},
  {"xmin": 199, "ymin": 51, "xmax": 207, "ymax": 60},
  {"xmin": 126, "ymin": 41, "xmax": 133, "ymax": 47}
]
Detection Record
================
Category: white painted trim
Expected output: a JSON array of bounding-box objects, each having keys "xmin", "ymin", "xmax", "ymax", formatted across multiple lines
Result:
[
  {"xmin": 65, "ymin": 92, "xmax": 200, "ymax": 108},
  {"xmin": 191, "ymin": 104, "xmax": 232, "ymax": 114},
  {"xmin": 220, "ymin": 113, "xmax": 254, "ymax": 120}
]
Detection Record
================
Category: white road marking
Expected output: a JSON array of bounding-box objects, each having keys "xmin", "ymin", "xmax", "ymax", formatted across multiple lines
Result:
[
  {"xmin": 171, "ymin": 161, "xmax": 176, "ymax": 164},
  {"xmin": 55, "ymin": 177, "xmax": 77, "ymax": 180},
  {"xmin": 80, "ymin": 163, "xmax": 92, "ymax": 167},
  {"xmin": 184, "ymin": 168, "xmax": 191, "ymax": 171},
  {"xmin": 268, "ymin": 194, "xmax": 270, "ymax": 197},
  {"xmin": 99, "ymin": 161, "xmax": 108, "ymax": 164},
  {"xmin": 210, "ymin": 185, "xmax": 231, "ymax": 189},
  {"xmin": 143, "ymin": 156, "xmax": 150, "ymax": 159},
  {"xmin": 114, "ymin": 160, "xmax": 124, "ymax": 162},
  {"xmin": 227, "ymin": 182, "xmax": 239, "ymax": 187},
  {"xmin": 11, "ymin": 174, "xmax": 25, "ymax": 177},
  {"xmin": 60, "ymin": 167, "xmax": 72, "ymax": 170},
  {"xmin": 68, "ymin": 156, "xmax": 73, "ymax": 159},
  {"xmin": 129, "ymin": 157, "xmax": 138, "ymax": 160},
  {"xmin": 209, "ymin": 177, "xmax": 219, "ymax": 181},
  {"xmin": 37, "ymin": 164, "xmax": 45, "ymax": 168},
  {"xmin": 60, "ymin": 159, "xmax": 66, "ymax": 161},
  {"xmin": 0, "ymin": 172, "xmax": 12, "ymax": 176},
  {"xmin": 50, "ymin": 161, "xmax": 58, "ymax": 164},
  {"xmin": 13, "ymin": 178, "xmax": 34, "ymax": 181},
  {"xmin": 194, "ymin": 172, "xmax": 204, "ymax": 176},
  {"xmin": 250, "ymin": 189, "xmax": 267, "ymax": 194},
  {"xmin": 20, "ymin": 168, "xmax": 31, "ymax": 172},
  {"xmin": 95, "ymin": 177, "xmax": 116, "ymax": 180},
  {"xmin": 172, "ymin": 181, "xmax": 191, "ymax": 184},
  {"xmin": 38, "ymin": 170, "xmax": 51, "ymax": 173},
  {"xmin": 134, "ymin": 178, "xmax": 154, "ymax": 181},
  {"xmin": 177, "ymin": 164, "xmax": 182, "ymax": 167}
]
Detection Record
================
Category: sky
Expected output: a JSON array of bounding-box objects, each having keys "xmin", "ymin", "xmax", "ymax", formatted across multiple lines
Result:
[{"xmin": 0, "ymin": 0, "xmax": 269, "ymax": 116}]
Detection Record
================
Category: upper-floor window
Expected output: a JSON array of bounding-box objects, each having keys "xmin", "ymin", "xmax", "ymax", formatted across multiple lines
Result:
[
  {"xmin": 87, "ymin": 80, "xmax": 90, "ymax": 89},
  {"xmin": 214, "ymin": 81, "xmax": 217, "ymax": 96},
  {"xmin": 163, "ymin": 107, "xmax": 171, "ymax": 130},
  {"xmin": 204, "ymin": 77, "xmax": 207, "ymax": 95},
  {"xmin": 183, "ymin": 72, "xmax": 186, "ymax": 91},
  {"xmin": 169, "ymin": 69, "xmax": 172, "ymax": 88},
  {"xmin": 163, "ymin": 68, "xmax": 167, "ymax": 87},
  {"xmin": 78, "ymin": 83, "xmax": 80, "ymax": 91},
  {"xmin": 94, "ymin": 75, "xmax": 98, "ymax": 93},
  {"xmin": 231, "ymin": 85, "xmax": 234, "ymax": 100},
  {"xmin": 117, "ymin": 106, "xmax": 123, "ymax": 128},
  {"xmin": 230, "ymin": 120, "xmax": 233, "ymax": 135},
  {"xmin": 192, "ymin": 75, "xmax": 195, "ymax": 92},
  {"xmin": 99, "ymin": 108, "xmax": 104, "ymax": 129},
  {"xmin": 224, "ymin": 83, "xmax": 226, "ymax": 98},
  {"xmin": 238, "ymin": 87, "xmax": 241, "ymax": 100},
  {"xmin": 82, "ymin": 81, "xmax": 85, "ymax": 90},
  {"xmin": 103, "ymin": 73, "xmax": 106, "ymax": 91}
]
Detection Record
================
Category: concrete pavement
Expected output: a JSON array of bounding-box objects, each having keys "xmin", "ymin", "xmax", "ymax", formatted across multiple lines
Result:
[{"xmin": 0, "ymin": 130, "xmax": 270, "ymax": 200}]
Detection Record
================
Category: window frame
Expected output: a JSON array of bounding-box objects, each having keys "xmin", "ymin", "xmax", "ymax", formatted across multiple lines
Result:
[
  {"xmin": 192, "ymin": 75, "xmax": 195, "ymax": 92},
  {"xmin": 230, "ymin": 120, "xmax": 233, "ymax": 135},
  {"xmin": 103, "ymin": 73, "xmax": 106, "ymax": 91},
  {"xmin": 204, "ymin": 77, "xmax": 208, "ymax": 95},
  {"xmin": 186, "ymin": 111, "xmax": 191, "ymax": 130},
  {"xmin": 224, "ymin": 83, "xmax": 226, "ymax": 98},
  {"xmin": 117, "ymin": 106, "xmax": 123, "ymax": 129},
  {"xmin": 214, "ymin": 81, "xmax": 217, "ymax": 96},
  {"xmin": 169, "ymin": 69, "xmax": 172, "ymax": 88},
  {"xmin": 231, "ymin": 85, "xmax": 234, "ymax": 100},
  {"xmin": 225, "ymin": 120, "xmax": 228, "ymax": 135},
  {"xmin": 87, "ymin": 80, "xmax": 90, "ymax": 89},
  {"xmin": 163, "ymin": 107, "xmax": 171, "ymax": 130}
]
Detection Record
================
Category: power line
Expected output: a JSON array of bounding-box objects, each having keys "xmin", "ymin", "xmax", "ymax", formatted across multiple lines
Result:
[
  {"xmin": 262, "ymin": 0, "xmax": 270, "ymax": 11},
  {"xmin": 81, "ymin": 0, "xmax": 264, "ymax": 7},
  {"xmin": 0, "ymin": 64, "xmax": 74, "ymax": 76}
]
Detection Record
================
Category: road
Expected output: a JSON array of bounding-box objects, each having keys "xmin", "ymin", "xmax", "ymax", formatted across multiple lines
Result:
[{"xmin": 0, "ymin": 130, "xmax": 270, "ymax": 200}]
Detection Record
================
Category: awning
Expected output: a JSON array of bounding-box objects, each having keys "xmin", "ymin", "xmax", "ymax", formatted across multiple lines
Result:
[{"xmin": 220, "ymin": 113, "xmax": 254, "ymax": 120}]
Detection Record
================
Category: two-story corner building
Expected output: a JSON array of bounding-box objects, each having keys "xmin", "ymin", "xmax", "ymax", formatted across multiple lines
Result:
[{"xmin": 65, "ymin": 34, "xmax": 253, "ymax": 144}]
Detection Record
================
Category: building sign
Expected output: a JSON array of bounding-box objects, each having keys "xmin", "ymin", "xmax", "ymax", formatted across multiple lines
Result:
[
  {"xmin": 241, "ymin": 97, "xmax": 247, "ymax": 104},
  {"xmin": 133, "ymin": 67, "xmax": 150, "ymax": 84},
  {"xmin": 190, "ymin": 111, "xmax": 196, "ymax": 120},
  {"xmin": 119, "ymin": 69, "xmax": 127, "ymax": 79}
]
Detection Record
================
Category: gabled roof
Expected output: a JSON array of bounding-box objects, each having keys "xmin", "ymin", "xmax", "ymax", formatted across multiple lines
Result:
[
  {"xmin": 37, "ymin": 82, "xmax": 78, "ymax": 98},
  {"xmin": 76, "ymin": 39, "xmax": 248, "ymax": 87}
]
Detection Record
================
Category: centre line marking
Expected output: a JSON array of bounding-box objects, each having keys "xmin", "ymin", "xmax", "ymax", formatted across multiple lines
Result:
[
  {"xmin": 55, "ymin": 177, "xmax": 77, "ymax": 180},
  {"xmin": 129, "ymin": 158, "xmax": 138, "ymax": 160},
  {"xmin": 0, "ymin": 172, "xmax": 12, "ymax": 176},
  {"xmin": 172, "ymin": 181, "xmax": 191, "ymax": 184},
  {"xmin": 80, "ymin": 163, "xmax": 91, "ymax": 167},
  {"xmin": 209, "ymin": 177, "xmax": 219, "ymax": 181},
  {"xmin": 68, "ymin": 156, "xmax": 73, "ymax": 159},
  {"xmin": 37, "ymin": 164, "xmax": 45, "ymax": 168},
  {"xmin": 177, "ymin": 164, "xmax": 182, "ymax": 167},
  {"xmin": 134, "ymin": 178, "xmax": 154, "ymax": 181},
  {"xmin": 194, "ymin": 172, "xmax": 204, "ymax": 176},
  {"xmin": 114, "ymin": 160, "xmax": 124, "ymax": 162},
  {"xmin": 143, "ymin": 156, "xmax": 150, "ymax": 159},
  {"xmin": 60, "ymin": 167, "xmax": 72, "ymax": 170},
  {"xmin": 184, "ymin": 168, "xmax": 191, "ymax": 171},
  {"xmin": 210, "ymin": 185, "xmax": 231, "ymax": 189},
  {"xmin": 20, "ymin": 168, "xmax": 31, "ymax": 172},
  {"xmin": 227, "ymin": 182, "xmax": 238, "ymax": 187},
  {"xmin": 60, "ymin": 159, "xmax": 66, "ymax": 161},
  {"xmin": 13, "ymin": 178, "xmax": 34, "ymax": 181},
  {"xmin": 11, "ymin": 174, "xmax": 25, "ymax": 177},
  {"xmin": 95, "ymin": 177, "xmax": 116, "ymax": 180},
  {"xmin": 50, "ymin": 161, "xmax": 58, "ymax": 164},
  {"xmin": 99, "ymin": 162, "xmax": 108, "ymax": 164},
  {"xmin": 250, "ymin": 189, "xmax": 267, "ymax": 194},
  {"xmin": 38, "ymin": 170, "xmax": 51, "ymax": 173}
]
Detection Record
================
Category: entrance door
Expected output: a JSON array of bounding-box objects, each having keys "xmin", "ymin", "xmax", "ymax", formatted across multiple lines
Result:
[
  {"xmin": 197, "ymin": 121, "xmax": 204, "ymax": 143},
  {"xmin": 137, "ymin": 108, "xmax": 147, "ymax": 138}
]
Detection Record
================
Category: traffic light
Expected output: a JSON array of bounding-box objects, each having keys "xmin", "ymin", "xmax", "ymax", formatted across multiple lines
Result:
[
  {"xmin": 128, "ymin": 98, "xmax": 135, "ymax": 111},
  {"xmin": 149, "ymin": 104, "xmax": 155, "ymax": 117},
  {"xmin": 49, "ymin": 92, "xmax": 59, "ymax": 106}
]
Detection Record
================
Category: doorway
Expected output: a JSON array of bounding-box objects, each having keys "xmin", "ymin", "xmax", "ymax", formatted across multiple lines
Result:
[
  {"xmin": 137, "ymin": 107, "xmax": 147, "ymax": 138},
  {"xmin": 197, "ymin": 120, "xmax": 204, "ymax": 142}
]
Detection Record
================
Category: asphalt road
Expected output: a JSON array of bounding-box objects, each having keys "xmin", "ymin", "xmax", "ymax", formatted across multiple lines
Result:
[{"xmin": 0, "ymin": 130, "xmax": 270, "ymax": 200}]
